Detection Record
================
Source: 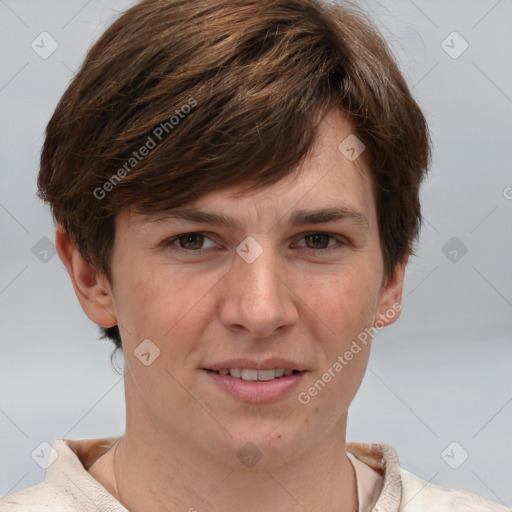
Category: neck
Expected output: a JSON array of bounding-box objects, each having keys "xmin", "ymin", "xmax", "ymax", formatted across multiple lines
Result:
[
  {"xmin": 90, "ymin": 376, "xmax": 359, "ymax": 512},
  {"xmin": 108, "ymin": 417, "xmax": 358, "ymax": 512}
]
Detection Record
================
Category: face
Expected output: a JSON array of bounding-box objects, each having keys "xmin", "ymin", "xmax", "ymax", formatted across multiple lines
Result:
[{"xmin": 65, "ymin": 109, "xmax": 406, "ymax": 468}]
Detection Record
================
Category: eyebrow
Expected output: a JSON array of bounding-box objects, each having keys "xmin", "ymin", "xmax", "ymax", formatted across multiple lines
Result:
[{"xmin": 140, "ymin": 205, "xmax": 370, "ymax": 231}]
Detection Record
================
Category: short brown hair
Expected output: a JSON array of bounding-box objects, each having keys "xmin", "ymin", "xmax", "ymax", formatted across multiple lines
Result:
[{"xmin": 37, "ymin": 0, "xmax": 431, "ymax": 350}]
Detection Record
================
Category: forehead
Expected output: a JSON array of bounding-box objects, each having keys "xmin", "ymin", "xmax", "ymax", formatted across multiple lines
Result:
[{"xmin": 126, "ymin": 109, "xmax": 376, "ymax": 232}]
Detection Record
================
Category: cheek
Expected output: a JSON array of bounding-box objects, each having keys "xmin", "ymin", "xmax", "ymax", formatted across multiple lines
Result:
[
  {"xmin": 298, "ymin": 274, "xmax": 378, "ymax": 410},
  {"xmin": 114, "ymin": 260, "xmax": 219, "ymax": 351},
  {"xmin": 115, "ymin": 264, "xmax": 205, "ymax": 400},
  {"xmin": 304, "ymin": 268, "xmax": 380, "ymax": 340},
  {"xmin": 111, "ymin": 260, "xmax": 177, "ymax": 343},
  {"xmin": 303, "ymin": 270, "xmax": 379, "ymax": 387}
]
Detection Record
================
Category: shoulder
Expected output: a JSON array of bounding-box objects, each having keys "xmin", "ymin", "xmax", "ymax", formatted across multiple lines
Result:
[
  {"xmin": 1, "ymin": 436, "xmax": 124, "ymax": 512},
  {"xmin": 0, "ymin": 481, "xmax": 72, "ymax": 511},
  {"xmin": 0, "ymin": 473, "xmax": 120, "ymax": 512},
  {"xmin": 347, "ymin": 441, "xmax": 509, "ymax": 512},
  {"xmin": 399, "ymin": 467, "xmax": 510, "ymax": 511}
]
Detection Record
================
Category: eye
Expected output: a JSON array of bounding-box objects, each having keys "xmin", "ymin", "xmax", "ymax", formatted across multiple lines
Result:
[
  {"xmin": 163, "ymin": 231, "xmax": 346, "ymax": 256},
  {"xmin": 294, "ymin": 232, "xmax": 345, "ymax": 253},
  {"xmin": 165, "ymin": 232, "xmax": 217, "ymax": 252}
]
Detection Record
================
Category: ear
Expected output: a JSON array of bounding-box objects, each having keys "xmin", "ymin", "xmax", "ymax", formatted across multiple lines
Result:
[
  {"xmin": 55, "ymin": 224, "xmax": 117, "ymax": 328},
  {"xmin": 373, "ymin": 256, "xmax": 408, "ymax": 328}
]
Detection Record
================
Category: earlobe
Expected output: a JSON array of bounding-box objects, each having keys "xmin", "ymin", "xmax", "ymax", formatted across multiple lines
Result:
[
  {"xmin": 373, "ymin": 257, "xmax": 408, "ymax": 328},
  {"xmin": 55, "ymin": 224, "xmax": 117, "ymax": 328}
]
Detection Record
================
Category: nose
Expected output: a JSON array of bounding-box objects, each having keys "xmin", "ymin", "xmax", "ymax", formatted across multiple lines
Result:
[{"xmin": 218, "ymin": 240, "xmax": 299, "ymax": 339}]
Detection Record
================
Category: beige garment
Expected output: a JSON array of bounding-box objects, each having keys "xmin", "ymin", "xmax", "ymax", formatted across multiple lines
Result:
[{"xmin": 0, "ymin": 437, "xmax": 508, "ymax": 511}]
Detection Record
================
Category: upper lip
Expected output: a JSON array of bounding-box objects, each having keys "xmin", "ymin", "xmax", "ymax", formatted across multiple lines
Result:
[{"xmin": 205, "ymin": 358, "xmax": 307, "ymax": 372}]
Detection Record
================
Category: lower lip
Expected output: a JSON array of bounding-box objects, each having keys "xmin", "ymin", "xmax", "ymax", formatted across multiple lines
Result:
[{"xmin": 204, "ymin": 370, "xmax": 306, "ymax": 403}]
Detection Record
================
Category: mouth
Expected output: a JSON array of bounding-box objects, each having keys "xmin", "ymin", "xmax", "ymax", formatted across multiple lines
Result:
[
  {"xmin": 205, "ymin": 368, "xmax": 303, "ymax": 381},
  {"xmin": 203, "ymin": 367, "xmax": 306, "ymax": 403}
]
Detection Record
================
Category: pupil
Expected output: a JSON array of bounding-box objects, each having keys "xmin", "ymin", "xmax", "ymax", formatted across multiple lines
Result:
[
  {"xmin": 181, "ymin": 233, "xmax": 203, "ymax": 250},
  {"xmin": 307, "ymin": 233, "xmax": 328, "ymax": 249}
]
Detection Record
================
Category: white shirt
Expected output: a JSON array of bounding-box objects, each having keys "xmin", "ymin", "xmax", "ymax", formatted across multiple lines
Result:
[{"xmin": 0, "ymin": 437, "xmax": 508, "ymax": 511}]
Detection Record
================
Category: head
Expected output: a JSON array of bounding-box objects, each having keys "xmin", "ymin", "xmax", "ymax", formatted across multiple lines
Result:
[{"xmin": 38, "ymin": 0, "xmax": 429, "ymax": 464}]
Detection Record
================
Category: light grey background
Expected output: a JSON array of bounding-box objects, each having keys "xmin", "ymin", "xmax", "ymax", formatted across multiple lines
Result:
[{"xmin": 1, "ymin": 0, "xmax": 511, "ymax": 507}]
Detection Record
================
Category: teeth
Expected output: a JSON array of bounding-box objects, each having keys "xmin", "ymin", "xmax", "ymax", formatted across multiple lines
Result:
[{"xmin": 214, "ymin": 368, "xmax": 297, "ymax": 380}]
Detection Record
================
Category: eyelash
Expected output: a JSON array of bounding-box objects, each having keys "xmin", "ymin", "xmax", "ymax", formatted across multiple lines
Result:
[{"xmin": 163, "ymin": 232, "xmax": 347, "ymax": 255}]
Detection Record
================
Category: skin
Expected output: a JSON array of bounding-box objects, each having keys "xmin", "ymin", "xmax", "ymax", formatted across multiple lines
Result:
[{"xmin": 56, "ymin": 108, "xmax": 407, "ymax": 512}]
